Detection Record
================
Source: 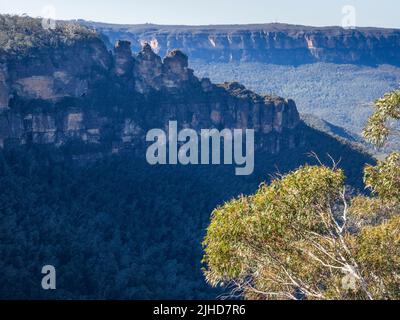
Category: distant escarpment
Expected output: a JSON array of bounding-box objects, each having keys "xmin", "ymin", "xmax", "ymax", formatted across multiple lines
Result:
[
  {"xmin": 0, "ymin": 16, "xmax": 301, "ymax": 157},
  {"xmin": 82, "ymin": 22, "xmax": 400, "ymax": 66}
]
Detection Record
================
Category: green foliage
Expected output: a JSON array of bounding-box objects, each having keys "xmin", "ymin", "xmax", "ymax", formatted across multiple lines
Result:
[
  {"xmin": 204, "ymin": 166, "xmax": 347, "ymax": 299},
  {"xmin": 203, "ymin": 90, "xmax": 400, "ymax": 300},
  {"xmin": 364, "ymin": 152, "xmax": 400, "ymax": 201},
  {"xmin": 363, "ymin": 90, "xmax": 400, "ymax": 201},
  {"xmin": 352, "ymin": 215, "xmax": 400, "ymax": 299},
  {"xmin": 363, "ymin": 90, "xmax": 400, "ymax": 148},
  {"xmin": 349, "ymin": 196, "xmax": 399, "ymax": 228},
  {"xmin": 203, "ymin": 165, "xmax": 400, "ymax": 300}
]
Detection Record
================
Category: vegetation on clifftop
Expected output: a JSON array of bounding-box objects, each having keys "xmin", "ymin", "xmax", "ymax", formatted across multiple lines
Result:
[
  {"xmin": 192, "ymin": 62, "xmax": 400, "ymax": 153},
  {"xmin": 0, "ymin": 14, "xmax": 97, "ymax": 57}
]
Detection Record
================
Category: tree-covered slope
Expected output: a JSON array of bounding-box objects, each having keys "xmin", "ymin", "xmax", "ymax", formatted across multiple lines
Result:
[
  {"xmin": 0, "ymin": 15, "xmax": 376, "ymax": 300},
  {"xmin": 191, "ymin": 62, "xmax": 400, "ymax": 152},
  {"xmin": 0, "ymin": 124, "xmax": 373, "ymax": 299}
]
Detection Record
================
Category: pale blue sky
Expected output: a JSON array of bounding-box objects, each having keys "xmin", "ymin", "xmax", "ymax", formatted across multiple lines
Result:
[{"xmin": 0, "ymin": 0, "xmax": 399, "ymax": 28}]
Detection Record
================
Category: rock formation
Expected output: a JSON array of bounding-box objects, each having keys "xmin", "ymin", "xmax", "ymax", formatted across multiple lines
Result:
[
  {"xmin": 114, "ymin": 40, "xmax": 135, "ymax": 78},
  {"xmin": 0, "ymin": 17, "xmax": 301, "ymax": 156},
  {"xmin": 84, "ymin": 22, "xmax": 400, "ymax": 66}
]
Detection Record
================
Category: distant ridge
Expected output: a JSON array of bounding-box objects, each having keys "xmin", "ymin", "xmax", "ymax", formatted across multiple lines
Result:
[
  {"xmin": 79, "ymin": 20, "xmax": 400, "ymax": 66},
  {"xmin": 79, "ymin": 20, "xmax": 400, "ymax": 33}
]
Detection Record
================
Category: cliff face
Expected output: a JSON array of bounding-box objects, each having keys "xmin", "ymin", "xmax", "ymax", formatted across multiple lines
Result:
[
  {"xmin": 84, "ymin": 22, "xmax": 400, "ymax": 65},
  {"xmin": 0, "ymin": 19, "xmax": 301, "ymax": 155}
]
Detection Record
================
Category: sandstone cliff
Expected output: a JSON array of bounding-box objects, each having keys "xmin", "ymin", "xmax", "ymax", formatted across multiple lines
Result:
[
  {"xmin": 0, "ymin": 16, "xmax": 301, "ymax": 156},
  {"xmin": 83, "ymin": 22, "xmax": 400, "ymax": 66}
]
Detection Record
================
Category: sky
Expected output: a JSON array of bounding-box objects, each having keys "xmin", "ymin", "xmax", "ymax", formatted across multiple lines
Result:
[{"xmin": 0, "ymin": 0, "xmax": 399, "ymax": 28}]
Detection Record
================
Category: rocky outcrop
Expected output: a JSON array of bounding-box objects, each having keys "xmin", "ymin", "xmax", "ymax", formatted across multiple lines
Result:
[
  {"xmin": 134, "ymin": 43, "xmax": 163, "ymax": 92},
  {"xmin": 2, "ymin": 34, "xmax": 111, "ymax": 103},
  {"xmin": 0, "ymin": 19, "xmax": 301, "ymax": 155},
  {"xmin": 162, "ymin": 50, "xmax": 194, "ymax": 86},
  {"xmin": 114, "ymin": 40, "xmax": 134, "ymax": 77},
  {"xmin": 85, "ymin": 22, "xmax": 400, "ymax": 66}
]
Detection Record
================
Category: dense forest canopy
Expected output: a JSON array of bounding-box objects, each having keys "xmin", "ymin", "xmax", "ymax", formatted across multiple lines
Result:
[{"xmin": 0, "ymin": 128, "xmax": 373, "ymax": 299}]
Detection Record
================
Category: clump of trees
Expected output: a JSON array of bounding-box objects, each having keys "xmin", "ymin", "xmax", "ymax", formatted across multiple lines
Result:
[
  {"xmin": 0, "ymin": 14, "xmax": 97, "ymax": 57},
  {"xmin": 203, "ymin": 90, "xmax": 400, "ymax": 300}
]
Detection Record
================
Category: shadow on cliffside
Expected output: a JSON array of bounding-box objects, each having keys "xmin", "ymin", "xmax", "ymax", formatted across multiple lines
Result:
[
  {"xmin": 0, "ymin": 15, "xmax": 375, "ymax": 299},
  {"xmin": 0, "ymin": 123, "xmax": 373, "ymax": 300}
]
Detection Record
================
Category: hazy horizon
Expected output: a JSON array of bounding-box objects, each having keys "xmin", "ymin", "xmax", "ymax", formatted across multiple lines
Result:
[{"xmin": 0, "ymin": 0, "xmax": 399, "ymax": 28}]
